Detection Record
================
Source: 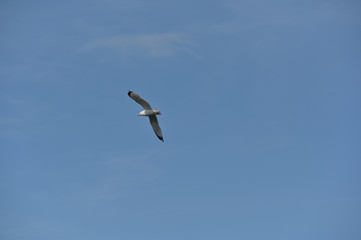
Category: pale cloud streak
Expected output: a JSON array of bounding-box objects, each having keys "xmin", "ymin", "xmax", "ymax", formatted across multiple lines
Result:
[{"xmin": 82, "ymin": 33, "xmax": 195, "ymax": 56}]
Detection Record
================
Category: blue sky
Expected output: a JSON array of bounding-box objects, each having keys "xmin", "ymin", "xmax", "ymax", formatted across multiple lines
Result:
[{"xmin": 1, "ymin": 0, "xmax": 361, "ymax": 239}]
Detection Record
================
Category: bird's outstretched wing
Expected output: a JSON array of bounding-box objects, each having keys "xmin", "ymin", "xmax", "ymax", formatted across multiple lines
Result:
[
  {"xmin": 149, "ymin": 115, "xmax": 164, "ymax": 142},
  {"xmin": 127, "ymin": 91, "xmax": 152, "ymax": 110}
]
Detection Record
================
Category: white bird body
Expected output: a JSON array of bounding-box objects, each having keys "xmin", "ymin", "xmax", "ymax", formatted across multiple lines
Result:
[
  {"xmin": 127, "ymin": 91, "xmax": 164, "ymax": 142},
  {"xmin": 138, "ymin": 109, "xmax": 161, "ymax": 116}
]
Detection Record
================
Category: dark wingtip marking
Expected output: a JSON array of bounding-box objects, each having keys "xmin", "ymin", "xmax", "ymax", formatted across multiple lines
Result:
[
  {"xmin": 157, "ymin": 135, "xmax": 164, "ymax": 142},
  {"xmin": 127, "ymin": 90, "xmax": 133, "ymax": 96}
]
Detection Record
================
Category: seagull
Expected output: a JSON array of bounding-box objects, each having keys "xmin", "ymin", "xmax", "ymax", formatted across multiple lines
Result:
[{"xmin": 127, "ymin": 91, "xmax": 164, "ymax": 142}]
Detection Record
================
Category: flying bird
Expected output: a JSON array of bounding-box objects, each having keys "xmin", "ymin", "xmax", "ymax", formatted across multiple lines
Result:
[{"xmin": 127, "ymin": 91, "xmax": 164, "ymax": 142}]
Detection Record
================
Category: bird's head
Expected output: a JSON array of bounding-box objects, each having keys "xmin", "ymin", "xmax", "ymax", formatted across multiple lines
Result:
[
  {"xmin": 154, "ymin": 108, "xmax": 161, "ymax": 115},
  {"xmin": 127, "ymin": 90, "xmax": 133, "ymax": 96}
]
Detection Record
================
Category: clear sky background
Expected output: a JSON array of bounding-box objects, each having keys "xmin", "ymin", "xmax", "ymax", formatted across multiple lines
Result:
[{"xmin": 1, "ymin": 0, "xmax": 361, "ymax": 239}]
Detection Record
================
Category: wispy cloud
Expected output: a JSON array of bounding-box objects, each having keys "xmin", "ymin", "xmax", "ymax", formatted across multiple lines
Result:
[{"xmin": 82, "ymin": 33, "xmax": 195, "ymax": 56}]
